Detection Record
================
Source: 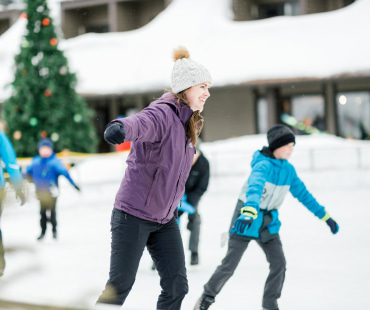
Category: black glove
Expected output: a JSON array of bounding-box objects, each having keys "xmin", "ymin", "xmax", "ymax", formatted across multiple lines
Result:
[
  {"xmin": 104, "ymin": 122, "xmax": 126, "ymax": 145},
  {"xmin": 16, "ymin": 190, "xmax": 26, "ymax": 206},
  {"xmin": 74, "ymin": 185, "xmax": 81, "ymax": 192},
  {"xmin": 326, "ymin": 218, "xmax": 339, "ymax": 234}
]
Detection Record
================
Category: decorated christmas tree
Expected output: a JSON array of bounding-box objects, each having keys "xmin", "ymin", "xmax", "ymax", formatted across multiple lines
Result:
[{"xmin": 2, "ymin": 0, "xmax": 97, "ymax": 157}]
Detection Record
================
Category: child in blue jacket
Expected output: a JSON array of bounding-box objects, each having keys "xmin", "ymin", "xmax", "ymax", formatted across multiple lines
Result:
[
  {"xmin": 25, "ymin": 138, "xmax": 80, "ymax": 240},
  {"xmin": 194, "ymin": 124, "xmax": 339, "ymax": 310}
]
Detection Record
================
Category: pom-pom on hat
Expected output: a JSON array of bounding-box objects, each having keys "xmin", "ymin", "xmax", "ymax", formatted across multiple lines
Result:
[
  {"xmin": 267, "ymin": 124, "xmax": 295, "ymax": 152},
  {"xmin": 38, "ymin": 138, "xmax": 53, "ymax": 150},
  {"xmin": 171, "ymin": 46, "xmax": 212, "ymax": 94}
]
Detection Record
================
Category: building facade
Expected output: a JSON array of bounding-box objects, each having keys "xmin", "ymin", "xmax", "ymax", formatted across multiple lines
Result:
[
  {"xmin": 1, "ymin": 0, "xmax": 367, "ymax": 154},
  {"xmin": 232, "ymin": 0, "xmax": 355, "ymax": 21},
  {"xmin": 60, "ymin": 0, "xmax": 172, "ymax": 39},
  {"xmin": 0, "ymin": 0, "xmax": 22, "ymax": 36}
]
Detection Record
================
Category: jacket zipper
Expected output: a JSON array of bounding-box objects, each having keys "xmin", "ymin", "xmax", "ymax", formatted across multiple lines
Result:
[{"xmin": 161, "ymin": 137, "xmax": 190, "ymax": 223}]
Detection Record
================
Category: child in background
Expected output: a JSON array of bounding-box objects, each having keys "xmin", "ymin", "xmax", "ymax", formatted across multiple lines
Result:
[
  {"xmin": 194, "ymin": 124, "xmax": 339, "ymax": 310},
  {"xmin": 178, "ymin": 148, "xmax": 210, "ymax": 265},
  {"xmin": 25, "ymin": 138, "xmax": 80, "ymax": 240}
]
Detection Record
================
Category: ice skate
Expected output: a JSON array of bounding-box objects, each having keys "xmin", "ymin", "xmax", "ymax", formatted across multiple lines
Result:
[{"xmin": 194, "ymin": 294, "xmax": 214, "ymax": 310}]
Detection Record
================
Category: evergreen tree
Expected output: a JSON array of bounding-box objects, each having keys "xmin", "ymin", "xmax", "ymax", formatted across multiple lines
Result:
[{"xmin": 2, "ymin": 0, "xmax": 97, "ymax": 157}]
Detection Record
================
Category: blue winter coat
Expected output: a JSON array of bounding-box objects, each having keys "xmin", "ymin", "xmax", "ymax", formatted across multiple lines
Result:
[
  {"xmin": 230, "ymin": 147, "xmax": 327, "ymax": 242},
  {"xmin": 0, "ymin": 131, "xmax": 23, "ymax": 191},
  {"xmin": 26, "ymin": 153, "xmax": 76, "ymax": 192},
  {"xmin": 112, "ymin": 92, "xmax": 195, "ymax": 224}
]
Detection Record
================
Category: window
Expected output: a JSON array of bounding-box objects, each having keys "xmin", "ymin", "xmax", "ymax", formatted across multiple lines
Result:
[
  {"xmin": 336, "ymin": 92, "xmax": 370, "ymax": 140},
  {"xmin": 344, "ymin": 0, "xmax": 355, "ymax": 6},
  {"xmin": 0, "ymin": 19, "xmax": 10, "ymax": 36},
  {"xmin": 291, "ymin": 95, "xmax": 325, "ymax": 133},
  {"xmin": 85, "ymin": 24, "xmax": 109, "ymax": 34},
  {"xmin": 258, "ymin": 1, "xmax": 300, "ymax": 19}
]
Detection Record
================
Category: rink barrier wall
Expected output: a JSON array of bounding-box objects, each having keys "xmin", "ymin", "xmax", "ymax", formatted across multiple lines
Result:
[
  {"xmin": 202, "ymin": 145, "xmax": 370, "ymax": 189},
  {"xmin": 12, "ymin": 144, "xmax": 370, "ymax": 177},
  {"xmin": 203, "ymin": 145, "xmax": 370, "ymax": 176},
  {"xmin": 8, "ymin": 144, "xmax": 370, "ymax": 191}
]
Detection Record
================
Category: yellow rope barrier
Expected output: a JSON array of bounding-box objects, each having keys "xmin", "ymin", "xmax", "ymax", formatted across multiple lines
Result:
[{"xmin": 4, "ymin": 150, "xmax": 129, "ymax": 178}]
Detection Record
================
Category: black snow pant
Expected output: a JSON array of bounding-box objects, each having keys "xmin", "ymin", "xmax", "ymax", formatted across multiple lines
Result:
[
  {"xmin": 37, "ymin": 190, "xmax": 57, "ymax": 235},
  {"xmin": 185, "ymin": 212, "xmax": 201, "ymax": 254},
  {"xmin": 0, "ymin": 188, "xmax": 5, "ymax": 274},
  {"xmin": 203, "ymin": 236, "xmax": 286, "ymax": 310},
  {"xmin": 97, "ymin": 208, "xmax": 188, "ymax": 310}
]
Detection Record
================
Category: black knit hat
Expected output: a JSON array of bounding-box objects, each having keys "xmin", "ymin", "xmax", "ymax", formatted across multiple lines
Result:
[{"xmin": 267, "ymin": 124, "xmax": 295, "ymax": 152}]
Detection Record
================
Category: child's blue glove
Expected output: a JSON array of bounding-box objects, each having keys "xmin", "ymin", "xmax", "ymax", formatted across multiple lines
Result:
[
  {"xmin": 326, "ymin": 218, "xmax": 339, "ymax": 234},
  {"xmin": 178, "ymin": 200, "xmax": 195, "ymax": 214},
  {"xmin": 233, "ymin": 206, "xmax": 258, "ymax": 234}
]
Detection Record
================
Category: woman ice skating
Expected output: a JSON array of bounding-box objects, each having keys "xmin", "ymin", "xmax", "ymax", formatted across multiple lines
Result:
[{"xmin": 97, "ymin": 46, "xmax": 212, "ymax": 310}]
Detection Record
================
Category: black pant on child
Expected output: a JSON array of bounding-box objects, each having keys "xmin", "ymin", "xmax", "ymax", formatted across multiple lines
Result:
[
  {"xmin": 203, "ymin": 236, "xmax": 286, "ymax": 310},
  {"xmin": 186, "ymin": 212, "xmax": 201, "ymax": 254},
  {"xmin": 179, "ymin": 210, "xmax": 202, "ymax": 254},
  {"xmin": 37, "ymin": 190, "xmax": 57, "ymax": 235},
  {"xmin": 97, "ymin": 208, "xmax": 188, "ymax": 310}
]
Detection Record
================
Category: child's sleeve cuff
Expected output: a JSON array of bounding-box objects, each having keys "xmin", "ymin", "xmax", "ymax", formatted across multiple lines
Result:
[{"xmin": 321, "ymin": 212, "xmax": 330, "ymax": 221}]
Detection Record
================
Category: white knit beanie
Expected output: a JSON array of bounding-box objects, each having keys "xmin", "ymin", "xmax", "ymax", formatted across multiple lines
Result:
[{"xmin": 171, "ymin": 46, "xmax": 212, "ymax": 94}]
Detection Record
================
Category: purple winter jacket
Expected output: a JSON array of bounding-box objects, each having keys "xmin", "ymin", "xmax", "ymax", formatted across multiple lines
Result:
[{"xmin": 112, "ymin": 93, "xmax": 195, "ymax": 224}]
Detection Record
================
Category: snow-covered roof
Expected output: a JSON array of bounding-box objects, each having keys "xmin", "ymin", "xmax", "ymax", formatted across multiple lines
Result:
[{"xmin": 1, "ymin": 0, "xmax": 370, "ymax": 101}]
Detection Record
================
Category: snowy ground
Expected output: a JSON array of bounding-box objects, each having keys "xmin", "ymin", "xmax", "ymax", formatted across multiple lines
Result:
[{"xmin": 0, "ymin": 134, "xmax": 369, "ymax": 310}]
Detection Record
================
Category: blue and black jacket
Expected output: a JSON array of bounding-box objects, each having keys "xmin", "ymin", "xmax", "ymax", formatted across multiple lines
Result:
[
  {"xmin": 25, "ymin": 153, "xmax": 76, "ymax": 193},
  {"xmin": 230, "ymin": 147, "xmax": 327, "ymax": 243}
]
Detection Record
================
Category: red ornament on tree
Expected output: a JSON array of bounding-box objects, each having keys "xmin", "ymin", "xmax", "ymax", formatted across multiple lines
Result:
[
  {"xmin": 40, "ymin": 130, "xmax": 48, "ymax": 138},
  {"xmin": 50, "ymin": 38, "xmax": 58, "ymax": 46},
  {"xmin": 44, "ymin": 89, "xmax": 52, "ymax": 97},
  {"xmin": 20, "ymin": 13, "xmax": 27, "ymax": 19},
  {"xmin": 42, "ymin": 18, "xmax": 50, "ymax": 26}
]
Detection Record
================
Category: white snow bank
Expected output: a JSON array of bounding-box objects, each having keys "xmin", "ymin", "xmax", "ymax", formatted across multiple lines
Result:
[{"xmin": 65, "ymin": 133, "xmax": 370, "ymax": 192}]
